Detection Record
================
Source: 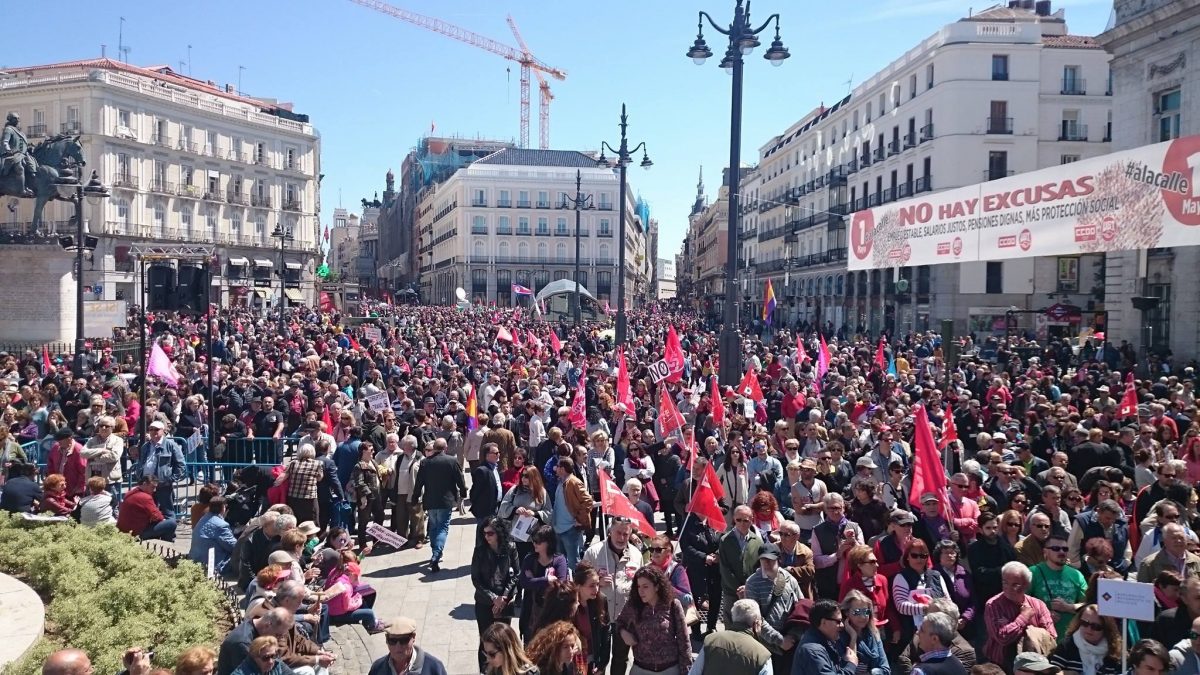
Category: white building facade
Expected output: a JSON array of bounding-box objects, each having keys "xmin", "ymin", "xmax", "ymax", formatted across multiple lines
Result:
[
  {"xmin": 0, "ymin": 59, "xmax": 321, "ymax": 308},
  {"xmin": 656, "ymin": 257, "xmax": 677, "ymax": 300},
  {"xmin": 750, "ymin": 2, "xmax": 1112, "ymax": 336},
  {"xmin": 1098, "ymin": 0, "xmax": 1200, "ymax": 360},
  {"xmin": 418, "ymin": 148, "xmax": 648, "ymax": 308}
]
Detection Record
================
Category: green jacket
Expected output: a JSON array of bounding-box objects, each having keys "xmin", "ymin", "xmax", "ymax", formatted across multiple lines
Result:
[{"xmin": 718, "ymin": 527, "xmax": 762, "ymax": 594}]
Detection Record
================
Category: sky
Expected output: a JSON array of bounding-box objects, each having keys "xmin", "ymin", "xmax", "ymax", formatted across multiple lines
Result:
[{"xmin": 6, "ymin": 0, "xmax": 1113, "ymax": 259}]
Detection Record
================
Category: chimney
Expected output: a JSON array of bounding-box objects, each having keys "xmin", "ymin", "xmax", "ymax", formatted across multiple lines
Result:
[
  {"xmin": 1034, "ymin": 0, "xmax": 1051, "ymax": 15},
  {"xmin": 225, "ymin": 84, "xmax": 234, "ymax": 93}
]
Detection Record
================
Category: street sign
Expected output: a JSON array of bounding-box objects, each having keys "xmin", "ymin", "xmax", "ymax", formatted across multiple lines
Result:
[
  {"xmin": 648, "ymin": 359, "xmax": 671, "ymax": 383},
  {"xmin": 1097, "ymin": 578, "xmax": 1154, "ymax": 622}
]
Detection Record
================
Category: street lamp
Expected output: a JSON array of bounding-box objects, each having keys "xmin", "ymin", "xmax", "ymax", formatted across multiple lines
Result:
[
  {"xmin": 686, "ymin": 0, "xmax": 789, "ymax": 387},
  {"xmin": 55, "ymin": 170, "xmax": 110, "ymax": 377},
  {"xmin": 271, "ymin": 224, "xmax": 293, "ymax": 335},
  {"xmin": 562, "ymin": 169, "xmax": 594, "ymax": 326},
  {"xmin": 597, "ymin": 103, "xmax": 652, "ymax": 346}
]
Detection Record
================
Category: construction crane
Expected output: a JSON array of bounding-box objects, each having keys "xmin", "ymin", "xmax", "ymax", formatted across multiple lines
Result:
[
  {"xmin": 347, "ymin": 0, "xmax": 566, "ymax": 149},
  {"xmin": 506, "ymin": 15, "xmax": 552, "ymax": 151}
]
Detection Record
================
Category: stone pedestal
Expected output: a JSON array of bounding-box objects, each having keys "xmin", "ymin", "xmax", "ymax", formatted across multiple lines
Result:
[{"xmin": 0, "ymin": 244, "xmax": 78, "ymax": 344}]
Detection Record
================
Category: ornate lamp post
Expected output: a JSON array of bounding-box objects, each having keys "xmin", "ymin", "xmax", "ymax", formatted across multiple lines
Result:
[
  {"xmin": 686, "ymin": 0, "xmax": 789, "ymax": 386},
  {"xmin": 55, "ymin": 170, "xmax": 110, "ymax": 377},
  {"xmin": 271, "ymin": 224, "xmax": 293, "ymax": 335},
  {"xmin": 562, "ymin": 170, "xmax": 594, "ymax": 326},
  {"xmin": 597, "ymin": 104, "xmax": 652, "ymax": 346}
]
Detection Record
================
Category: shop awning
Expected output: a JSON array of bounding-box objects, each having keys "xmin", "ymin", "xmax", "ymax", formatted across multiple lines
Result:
[
  {"xmin": 228, "ymin": 256, "xmax": 249, "ymax": 266},
  {"xmin": 253, "ymin": 289, "xmax": 269, "ymax": 298},
  {"xmin": 284, "ymin": 261, "xmax": 302, "ymax": 271},
  {"xmin": 284, "ymin": 288, "xmax": 304, "ymax": 302},
  {"xmin": 253, "ymin": 258, "xmax": 273, "ymax": 267}
]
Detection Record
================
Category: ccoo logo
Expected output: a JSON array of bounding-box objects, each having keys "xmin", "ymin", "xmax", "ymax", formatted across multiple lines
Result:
[
  {"xmin": 851, "ymin": 211, "xmax": 875, "ymax": 260},
  {"xmin": 1018, "ymin": 229, "xmax": 1032, "ymax": 251}
]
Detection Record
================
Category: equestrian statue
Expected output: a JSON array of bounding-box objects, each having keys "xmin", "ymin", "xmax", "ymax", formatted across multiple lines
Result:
[{"xmin": 0, "ymin": 111, "xmax": 87, "ymax": 234}]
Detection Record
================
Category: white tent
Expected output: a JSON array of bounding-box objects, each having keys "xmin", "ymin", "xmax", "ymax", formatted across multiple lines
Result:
[{"xmin": 533, "ymin": 279, "xmax": 596, "ymax": 304}]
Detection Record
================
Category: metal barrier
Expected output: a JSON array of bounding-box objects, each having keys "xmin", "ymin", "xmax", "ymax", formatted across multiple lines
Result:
[{"xmin": 222, "ymin": 437, "xmax": 300, "ymax": 464}]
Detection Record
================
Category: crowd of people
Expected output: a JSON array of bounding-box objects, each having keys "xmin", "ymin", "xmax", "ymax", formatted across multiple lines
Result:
[{"xmin": 7, "ymin": 299, "xmax": 1200, "ymax": 675}]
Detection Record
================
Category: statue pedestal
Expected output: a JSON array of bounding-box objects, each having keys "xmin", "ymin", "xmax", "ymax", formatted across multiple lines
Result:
[{"xmin": 0, "ymin": 244, "xmax": 78, "ymax": 345}]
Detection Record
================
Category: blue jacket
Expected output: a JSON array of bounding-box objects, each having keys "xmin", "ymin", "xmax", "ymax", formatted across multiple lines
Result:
[
  {"xmin": 366, "ymin": 649, "xmax": 447, "ymax": 675},
  {"xmin": 794, "ymin": 628, "xmax": 856, "ymax": 675},
  {"xmin": 333, "ymin": 440, "xmax": 360, "ymax": 490},
  {"xmin": 190, "ymin": 512, "xmax": 238, "ymax": 573},
  {"xmin": 142, "ymin": 437, "xmax": 185, "ymax": 483}
]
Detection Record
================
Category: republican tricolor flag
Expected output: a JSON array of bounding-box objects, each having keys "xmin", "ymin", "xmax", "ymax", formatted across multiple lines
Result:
[
  {"xmin": 762, "ymin": 278, "xmax": 777, "ymax": 325},
  {"xmin": 466, "ymin": 385, "xmax": 479, "ymax": 431}
]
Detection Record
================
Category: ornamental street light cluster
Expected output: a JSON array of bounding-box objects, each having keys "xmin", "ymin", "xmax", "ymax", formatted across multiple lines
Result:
[
  {"xmin": 685, "ymin": 0, "xmax": 789, "ymax": 387},
  {"xmin": 54, "ymin": 169, "xmax": 110, "ymax": 377}
]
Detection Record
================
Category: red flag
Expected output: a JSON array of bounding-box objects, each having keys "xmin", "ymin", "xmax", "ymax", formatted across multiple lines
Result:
[
  {"xmin": 664, "ymin": 326, "xmax": 685, "ymax": 383},
  {"xmin": 796, "ymin": 335, "xmax": 809, "ymax": 364},
  {"xmin": 817, "ymin": 334, "xmax": 831, "ymax": 380},
  {"xmin": 938, "ymin": 406, "xmax": 958, "ymax": 450},
  {"xmin": 41, "ymin": 344, "xmax": 51, "ymax": 376},
  {"xmin": 658, "ymin": 386, "xmax": 686, "ymax": 438},
  {"xmin": 568, "ymin": 377, "xmax": 587, "ymax": 428},
  {"xmin": 709, "ymin": 375, "xmax": 724, "ymax": 428},
  {"xmin": 548, "ymin": 330, "xmax": 562, "ymax": 356},
  {"xmin": 348, "ymin": 335, "xmax": 362, "ymax": 351},
  {"xmin": 616, "ymin": 348, "xmax": 635, "ymax": 413},
  {"xmin": 441, "ymin": 341, "xmax": 451, "ymax": 361},
  {"xmin": 323, "ymin": 227, "xmax": 330, "ymax": 242},
  {"xmin": 686, "ymin": 479, "xmax": 727, "ymax": 532},
  {"xmin": 736, "ymin": 369, "xmax": 765, "ymax": 403},
  {"xmin": 874, "ymin": 339, "xmax": 886, "ymax": 371},
  {"xmin": 704, "ymin": 456, "xmax": 726, "ymax": 501},
  {"xmin": 908, "ymin": 404, "xmax": 949, "ymax": 517},
  {"xmin": 597, "ymin": 468, "xmax": 656, "ymax": 537},
  {"xmin": 527, "ymin": 331, "xmax": 543, "ymax": 354},
  {"xmin": 496, "ymin": 326, "xmax": 514, "ymax": 343},
  {"xmin": 1117, "ymin": 373, "xmax": 1139, "ymax": 419},
  {"xmin": 321, "ymin": 406, "xmax": 333, "ymax": 433},
  {"xmin": 398, "ymin": 359, "xmax": 411, "ymax": 374}
]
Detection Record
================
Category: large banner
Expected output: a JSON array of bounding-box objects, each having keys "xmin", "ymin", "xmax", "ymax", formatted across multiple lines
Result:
[{"xmin": 848, "ymin": 135, "xmax": 1200, "ymax": 270}]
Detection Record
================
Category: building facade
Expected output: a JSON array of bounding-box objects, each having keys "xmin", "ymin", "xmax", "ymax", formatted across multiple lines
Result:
[
  {"xmin": 746, "ymin": 1, "xmax": 1112, "ymax": 336},
  {"xmin": 656, "ymin": 257, "xmax": 677, "ymax": 299},
  {"xmin": 327, "ymin": 208, "xmax": 358, "ymax": 282},
  {"xmin": 0, "ymin": 58, "xmax": 321, "ymax": 307},
  {"xmin": 418, "ymin": 148, "xmax": 648, "ymax": 308},
  {"xmin": 1098, "ymin": 0, "xmax": 1200, "ymax": 360}
]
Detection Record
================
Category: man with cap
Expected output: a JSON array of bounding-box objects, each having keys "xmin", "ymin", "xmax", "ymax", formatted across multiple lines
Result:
[
  {"xmin": 141, "ymin": 420, "xmax": 185, "ymax": 518},
  {"xmin": 46, "ymin": 427, "xmax": 87, "ymax": 499},
  {"xmin": 849, "ymin": 455, "xmax": 878, "ymax": 494},
  {"xmin": 913, "ymin": 492, "xmax": 954, "ymax": 550},
  {"xmin": 744, "ymin": 541, "xmax": 802, "ymax": 672},
  {"xmin": 366, "ymin": 617, "xmax": 446, "ymax": 675},
  {"xmin": 791, "ymin": 457, "xmax": 827, "ymax": 543},
  {"xmin": 690, "ymin": 598, "xmax": 773, "ymax": 675},
  {"xmin": 1013, "ymin": 652, "xmax": 1061, "ymax": 675}
]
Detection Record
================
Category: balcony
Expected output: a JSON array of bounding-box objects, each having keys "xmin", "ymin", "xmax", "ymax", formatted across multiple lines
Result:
[
  {"xmin": 517, "ymin": 200, "xmax": 531, "ymax": 208},
  {"xmin": 282, "ymin": 200, "xmax": 302, "ymax": 212},
  {"xmin": 825, "ymin": 247, "xmax": 848, "ymax": 263},
  {"xmin": 983, "ymin": 168, "xmax": 1015, "ymax": 181},
  {"xmin": 178, "ymin": 184, "xmax": 202, "ymax": 199},
  {"xmin": 250, "ymin": 193, "xmax": 272, "ymax": 208},
  {"xmin": 112, "ymin": 174, "xmax": 138, "ymax": 190},
  {"xmin": 828, "ymin": 167, "xmax": 848, "ymax": 186},
  {"xmin": 472, "ymin": 199, "xmax": 488, "ymax": 207},
  {"xmin": 516, "ymin": 227, "xmax": 531, "ymax": 236},
  {"xmin": 203, "ymin": 190, "xmax": 224, "ymax": 202},
  {"xmin": 151, "ymin": 134, "xmax": 174, "ymax": 148},
  {"xmin": 469, "ymin": 254, "xmax": 491, "ymax": 264},
  {"xmin": 897, "ymin": 182, "xmax": 913, "ymax": 199},
  {"xmin": 496, "ymin": 226, "xmax": 513, "ymax": 235},
  {"xmin": 846, "ymin": 158, "xmax": 859, "ymax": 174},
  {"xmin": 597, "ymin": 229, "xmax": 613, "ymax": 238},
  {"xmin": 536, "ymin": 227, "xmax": 550, "ymax": 236},
  {"xmin": 915, "ymin": 176, "xmax": 932, "ymax": 193},
  {"xmin": 470, "ymin": 225, "xmax": 488, "ymax": 235},
  {"xmin": 757, "ymin": 226, "xmax": 788, "ymax": 241},
  {"xmin": 1059, "ymin": 122, "xmax": 1088, "ymax": 141},
  {"xmin": 227, "ymin": 191, "xmax": 249, "ymax": 206},
  {"xmin": 597, "ymin": 203, "xmax": 614, "ymax": 211},
  {"xmin": 554, "ymin": 229, "xmax": 571, "ymax": 237},
  {"xmin": 536, "ymin": 201, "xmax": 550, "ymax": 208},
  {"xmin": 873, "ymin": 146, "xmax": 886, "ymax": 161},
  {"xmin": 887, "ymin": 140, "xmax": 901, "ymax": 156},
  {"xmin": 60, "ymin": 121, "xmax": 81, "ymax": 134},
  {"xmin": 881, "ymin": 187, "xmax": 896, "ymax": 203},
  {"xmin": 177, "ymin": 139, "xmax": 199, "ymax": 154},
  {"xmin": 986, "ymin": 117, "xmax": 1014, "ymax": 134},
  {"xmin": 860, "ymin": 152, "xmax": 872, "ymax": 168},
  {"xmin": 904, "ymin": 132, "xmax": 917, "ymax": 148},
  {"xmin": 758, "ymin": 259, "xmax": 787, "ymax": 273},
  {"xmin": 852, "ymin": 197, "xmax": 867, "ymax": 212},
  {"xmin": 27, "ymin": 124, "xmax": 47, "ymax": 138},
  {"xmin": 149, "ymin": 179, "xmax": 175, "ymax": 195},
  {"xmin": 868, "ymin": 194, "xmax": 881, "ymax": 208},
  {"xmin": 253, "ymin": 155, "xmax": 272, "ymax": 169},
  {"xmin": 496, "ymin": 200, "xmax": 511, "ymax": 208},
  {"xmin": 1061, "ymin": 78, "xmax": 1087, "ymax": 95},
  {"xmin": 920, "ymin": 123, "xmax": 934, "ymax": 142},
  {"xmin": 829, "ymin": 204, "xmax": 848, "ymax": 217}
]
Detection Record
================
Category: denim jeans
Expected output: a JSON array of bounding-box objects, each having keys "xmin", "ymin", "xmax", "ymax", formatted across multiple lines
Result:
[
  {"xmin": 140, "ymin": 518, "xmax": 177, "ymax": 542},
  {"xmin": 154, "ymin": 481, "xmax": 176, "ymax": 518},
  {"xmin": 329, "ymin": 607, "xmax": 378, "ymax": 630},
  {"xmin": 557, "ymin": 526, "xmax": 583, "ymax": 570},
  {"xmin": 426, "ymin": 508, "xmax": 451, "ymax": 563}
]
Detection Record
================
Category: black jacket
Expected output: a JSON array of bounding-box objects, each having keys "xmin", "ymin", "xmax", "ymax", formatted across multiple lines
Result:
[
  {"xmin": 471, "ymin": 541, "xmax": 520, "ymax": 612},
  {"xmin": 412, "ymin": 452, "xmax": 466, "ymax": 510},
  {"xmin": 0, "ymin": 476, "xmax": 42, "ymax": 513},
  {"xmin": 469, "ymin": 462, "xmax": 502, "ymax": 519}
]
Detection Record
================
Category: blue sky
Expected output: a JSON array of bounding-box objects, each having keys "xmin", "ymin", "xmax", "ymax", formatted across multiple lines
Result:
[{"xmin": 7, "ymin": 0, "xmax": 1112, "ymax": 258}]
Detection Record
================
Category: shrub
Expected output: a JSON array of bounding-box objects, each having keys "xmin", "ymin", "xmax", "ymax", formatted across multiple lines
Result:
[{"xmin": 0, "ymin": 515, "xmax": 224, "ymax": 675}]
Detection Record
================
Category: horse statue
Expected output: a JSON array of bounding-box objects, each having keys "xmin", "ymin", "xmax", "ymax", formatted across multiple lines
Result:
[{"xmin": 0, "ymin": 134, "xmax": 85, "ymax": 235}]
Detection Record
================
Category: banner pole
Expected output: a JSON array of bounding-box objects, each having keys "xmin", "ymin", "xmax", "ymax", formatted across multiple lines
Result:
[{"xmin": 1122, "ymin": 618, "xmax": 1128, "ymax": 675}]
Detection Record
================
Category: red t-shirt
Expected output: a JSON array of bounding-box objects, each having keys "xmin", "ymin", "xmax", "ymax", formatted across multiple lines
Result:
[{"xmin": 116, "ymin": 487, "xmax": 164, "ymax": 535}]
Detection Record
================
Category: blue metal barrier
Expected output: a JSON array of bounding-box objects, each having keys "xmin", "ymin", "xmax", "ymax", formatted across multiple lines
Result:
[{"xmin": 223, "ymin": 437, "xmax": 300, "ymax": 464}]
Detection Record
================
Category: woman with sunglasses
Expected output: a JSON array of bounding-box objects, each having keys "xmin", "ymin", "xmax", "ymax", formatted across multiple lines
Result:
[
  {"xmin": 890, "ymin": 539, "xmax": 949, "ymax": 653},
  {"xmin": 841, "ymin": 589, "xmax": 890, "ymax": 675},
  {"xmin": 840, "ymin": 545, "xmax": 891, "ymax": 635},
  {"xmin": 647, "ymin": 535, "xmax": 693, "ymax": 618},
  {"xmin": 481, "ymin": 623, "xmax": 537, "ymax": 675},
  {"xmin": 623, "ymin": 444, "xmax": 658, "ymax": 510},
  {"xmin": 715, "ymin": 445, "xmax": 750, "ymax": 527},
  {"xmin": 932, "ymin": 540, "xmax": 975, "ymax": 633},
  {"xmin": 1048, "ymin": 604, "xmax": 1123, "ymax": 675},
  {"xmin": 471, "ymin": 515, "xmax": 521, "ymax": 672},
  {"xmin": 500, "ymin": 465, "xmax": 551, "ymax": 562},
  {"xmin": 230, "ymin": 636, "xmax": 290, "ymax": 675},
  {"xmin": 999, "ymin": 509, "xmax": 1024, "ymax": 547},
  {"xmin": 518, "ymin": 526, "xmax": 568, "ymax": 641}
]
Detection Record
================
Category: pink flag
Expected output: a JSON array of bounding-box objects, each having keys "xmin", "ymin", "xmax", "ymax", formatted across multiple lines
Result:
[
  {"xmin": 148, "ymin": 342, "xmax": 179, "ymax": 387},
  {"xmin": 616, "ymin": 348, "xmax": 635, "ymax": 413},
  {"xmin": 796, "ymin": 335, "xmax": 808, "ymax": 364},
  {"xmin": 549, "ymin": 331, "xmax": 562, "ymax": 356},
  {"xmin": 568, "ymin": 377, "xmax": 587, "ymax": 427},
  {"xmin": 496, "ymin": 326, "xmax": 514, "ymax": 343}
]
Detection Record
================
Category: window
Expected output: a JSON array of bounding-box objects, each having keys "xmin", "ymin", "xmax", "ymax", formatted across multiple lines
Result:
[
  {"xmin": 255, "ymin": 142, "xmax": 266, "ymax": 164},
  {"xmin": 988, "ymin": 101, "xmax": 1010, "ymax": 133},
  {"xmin": 181, "ymin": 164, "xmax": 194, "ymax": 188},
  {"xmin": 206, "ymin": 206, "xmax": 217, "ymax": 230},
  {"xmin": 498, "ymin": 216, "xmax": 511, "ymax": 234},
  {"xmin": 926, "ymin": 64, "xmax": 934, "ymax": 89},
  {"xmin": 474, "ymin": 189, "xmax": 486, "ymax": 206},
  {"xmin": 518, "ymin": 216, "xmax": 530, "ymax": 234},
  {"xmin": 538, "ymin": 191, "xmax": 549, "ymax": 207},
  {"xmin": 1060, "ymin": 154, "xmax": 1080, "ymax": 164},
  {"xmin": 232, "ymin": 213, "xmax": 242, "ymax": 233},
  {"xmin": 536, "ymin": 242, "xmax": 548, "ymax": 262},
  {"xmin": 499, "ymin": 190, "xmax": 511, "ymax": 207},
  {"xmin": 909, "ymin": 74, "xmax": 917, "ymax": 100},
  {"xmin": 181, "ymin": 207, "xmax": 193, "ymax": 232},
  {"xmin": 286, "ymin": 148, "xmax": 296, "ymax": 170},
  {"xmin": 231, "ymin": 136, "xmax": 242, "ymax": 160},
  {"xmin": 206, "ymin": 130, "xmax": 217, "ymax": 155},
  {"xmin": 878, "ymin": 92, "xmax": 886, "ymax": 115},
  {"xmin": 991, "ymin": 54, "xmax": 1009, "ymax": 81},
  {"xmin": 115, "ymin": 198, "xmax": 129, "ymax": 224},
  {"xmin": 556, "ymin": 242, "xmax": 567, "ymax": 261},
  {"xmin": 599, "ymin": 193, "xmax": 612, "ymax": 210},
  {"xmin": 866, "ymin": 102, "xmax": 872, "ymax": 123},
  {"xmin": 599, "ymin": 218, "xmax": 611, "ymax": 235},
  {"xmin": 985, "ymin": 261, "xmax": 1003, "ymax": 294},
  {"xmin": 556, "ymin": 218, "xmax": 568, "ymax": 235},
  {"xmin": 537, "ymin": 217, "xmax": 549, "ymax": 235},
  {"xmin": 518, "ymin": 190, "xmax": 530, "ymax": 208},
  {"xmin": 1057, "ymin": 257, "xmax": 1079, "ymax": 292},
  {"xmin": 117, "ymin": 108, "xmax": 131, "ymax": 128},
  {"xmin": 285, "ymin": 184, "xmax": 297, "ymax": 205},
  {"xmin": 1061, "ymin": 110, "xmax": 1084, "ymax": 140},
  {"xmin": 472, "ymin": 215, "xmax": 487, "ymax": 234},
  {"xmin": 1155, "ymin": 88, "xmax": 1181, "ymax": 142},
  {"xmin": 988, "ymin": 150, "xmax": 1009, "ymax": 180},
  {"xmin": 64, "ymin": 105, "xmax": 79, "ymax": 132},
  {"xmin": 599, "ymin": 243, "xmax": 611, "ymax": 261},
  {"xmin": 517, "ymin": 241, "xmax": 528, "ymax": 259},
  {"xmin": 1062, "ymin": 66, "xmax": 1083, "ymax": 94}
]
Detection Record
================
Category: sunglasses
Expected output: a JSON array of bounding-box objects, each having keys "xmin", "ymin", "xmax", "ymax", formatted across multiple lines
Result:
[
  {"xmin": 850, "ymin": 608, "xmax": 873, "ymax": 617},
  {"xmin": 649, "ymin": 547, "xmax": 666, "ymax": 553},
  {"xmin": 1066, "ymin": 495, "xmax": 1083, "ymax": 502},
  {"xmin": 1046, "ymin": 545, "xmax": 1069, "ymax": 552},
  {"xmin": 386, "ymin": 634, "xmax": 416, "ymax": 646},
  {"xmin": 1079, "ymin": 619, "xmax": 1105, "ymax": 631},
  {"xmin": 909, "ymin": 553, "xmax": 929, "ymax": 559},
  {"xmin": 734, "ymin": 518, "xmax": 751, "ymax": 524},
  {"xmin": 863, "ymin": 558, "xmax": 879, "ymax": 565},
  {"xmin": 483, "ymin": 530, "xmax": 497, "ymax": 537}
]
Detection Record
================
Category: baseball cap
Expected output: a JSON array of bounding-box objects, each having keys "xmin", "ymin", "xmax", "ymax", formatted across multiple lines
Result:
[
  {"xmin": 920, "ymin": 492, "xmax": 939, "ymax": 504},
  {"xmin": 386, "ymin": 617, "xmax": 419, "ymax": 637},
  {"xmin": 855, "ymin": 456, "xmax": 878, "ymax": 470},
  {"xmin": 758, "ymin": 542, "xmax": 781, "ymax": 560},
  {"xmin": 149, "ymin": 420, "xmax": 166, "ymax": 430},
  {"xmin": 799, "ymin": 458, "xmax": 817, "ymax": 470},
  {"xmin": 890, "ymin": 510, "xmax": 916, "ymax": 525},
  {"xmin": 1013, "ymin": 652, "xmax": 1060, "ymax": 674}
]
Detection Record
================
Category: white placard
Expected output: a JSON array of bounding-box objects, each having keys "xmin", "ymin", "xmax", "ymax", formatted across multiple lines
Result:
[
  {"xmin": 365, "ymin": 522, "xmax": 408, "ymax": 549},
  {"xmin": 648, "ymin": 359, "xmax": 671, "ymax": 383},
  {"xmin": 1097, "ymin": 578, "xmax": 1154, "ymax": 622},
  {"xmin": 510, "ymin": 514, "xmax": 539, "ymax": 542},
  {"xmin": 84, "ymin": 300, "xmax": 128, "ymax": 338},
  {"xmin": 365, "ymin": 392, "xmax": 391, "ymax": 413},
  {"xmin": 363, "ymin": 326, "xmax": 382, "ymax": 343}
]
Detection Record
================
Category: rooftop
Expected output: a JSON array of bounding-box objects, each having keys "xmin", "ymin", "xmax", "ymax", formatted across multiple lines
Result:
[
  {"xmin": 1041, "ymin": 34, "xmax": 1104, "ymax": 49},
  {"xmin": 475, "ymin": 148, "xmax": 599, "ymax": 168}
]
